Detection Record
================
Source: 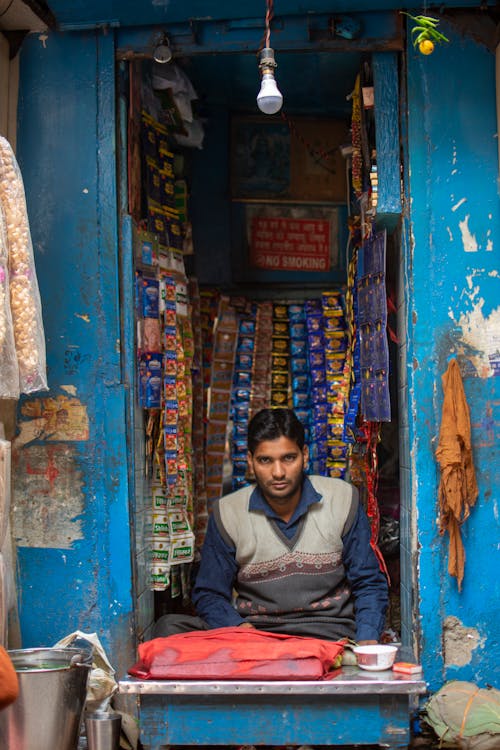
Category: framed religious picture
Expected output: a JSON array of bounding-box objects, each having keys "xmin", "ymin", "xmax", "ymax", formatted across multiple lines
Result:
[{"xmin": 230, "ymin": 115, "xmax": 348, "ymax": 203}]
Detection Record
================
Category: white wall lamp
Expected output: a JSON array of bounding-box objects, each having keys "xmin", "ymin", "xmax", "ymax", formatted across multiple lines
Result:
[{"xmin": 153, "ymin": 33, "xmax": 173, "ymax": 64}]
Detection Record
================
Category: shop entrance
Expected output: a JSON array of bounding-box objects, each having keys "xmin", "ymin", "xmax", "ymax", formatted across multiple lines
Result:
[{"xmin": 116, "ymin": 24, "xmax": 410, "ymax": 655}]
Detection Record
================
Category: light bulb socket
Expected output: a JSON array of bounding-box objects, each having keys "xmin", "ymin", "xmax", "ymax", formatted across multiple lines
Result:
[{"xmin": 258, "ymin": 47, "xmax": 278, "ymax": 73}]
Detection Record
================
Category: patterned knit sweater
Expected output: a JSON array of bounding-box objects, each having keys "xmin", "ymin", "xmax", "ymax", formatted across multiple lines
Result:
[{"xmin": 213, "ymin": 475, "xmax": 359, "ymax": 640}]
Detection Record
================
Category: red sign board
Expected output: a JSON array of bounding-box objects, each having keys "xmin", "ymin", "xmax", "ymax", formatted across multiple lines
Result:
[{"xmin": 249, "ymin": 216, "xmax": 331, "ymax": 272}]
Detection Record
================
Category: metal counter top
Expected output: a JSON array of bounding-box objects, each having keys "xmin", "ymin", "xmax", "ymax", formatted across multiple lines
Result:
[{"xmin": 119, "ymin": 666, "xmax": 426, "ymax": 696}]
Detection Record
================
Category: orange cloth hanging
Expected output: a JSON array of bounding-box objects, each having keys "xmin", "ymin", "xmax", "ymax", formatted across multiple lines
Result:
[{"xmin": 435, "ymin": 359, "xmax": 478, "ymax": 591}]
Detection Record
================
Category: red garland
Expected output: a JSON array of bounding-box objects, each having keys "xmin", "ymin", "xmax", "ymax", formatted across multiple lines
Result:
[{"xmin": 360, "ymin": 421, "xmax": 390, "ymax": 582}]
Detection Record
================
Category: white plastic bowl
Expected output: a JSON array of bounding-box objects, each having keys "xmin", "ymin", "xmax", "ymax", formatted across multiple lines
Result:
[{"xmin": 353, "ymin": 644, "xmax": 398, "ymax": 671}]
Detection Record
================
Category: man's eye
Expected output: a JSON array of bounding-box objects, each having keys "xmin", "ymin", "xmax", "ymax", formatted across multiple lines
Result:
[
  {"xmin": 258, "ymin": 457, "xmax": 270, "ymax": 464},
  {"xmin": 283, "ymin": 455, "xmax": 297, "ymax": 462}
]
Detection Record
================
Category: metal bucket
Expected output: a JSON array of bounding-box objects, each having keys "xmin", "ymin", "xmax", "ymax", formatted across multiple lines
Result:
[{"xmin": 0, "ymin": 647, "xmax": 91, "ymax": 750}]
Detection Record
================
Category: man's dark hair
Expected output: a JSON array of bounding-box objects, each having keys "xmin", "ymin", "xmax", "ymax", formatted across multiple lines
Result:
[{"xmin": 247, "ymin": 408, "xmax": 305, "ymax": 454}]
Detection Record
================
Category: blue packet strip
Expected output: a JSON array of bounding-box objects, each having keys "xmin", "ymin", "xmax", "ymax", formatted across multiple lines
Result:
[
  {"xmin": 291, "ymin": 357, "xmax": 308, "ymax": 374},
  {"xmin": 236, "ymin": 351, "xmax": 254, "ymax": 370},
  {"xmin": 288, "ymin": 304, "xmax": 306, "ymax": 321},
  {"xmin": 311, "ymin": 386, "xmax": 327, "ymax": 404},
  {"xmin": 293, "ymin": 391, "xmax": 310, "ymax": 409},
  {"xmin": 290, "ymin": 339, "xmax": 307, "ymax": 357},
  {"xmin": 308, "ymin": 350, "xmax": 325, "ymax": 369},
  {"xmin": 311, "ymin": 369, "xmax": 326, "ymax": 387},
  {"xmin": 313, "ymin": 403, "xmax": 329, "ymax": 422},
  {"xmin": 306, "ymin": 315, "xmax": 323, "ymax": 333},
  {"xmin": 233, "ymin": 403, "xmax": 250, "ymax": 421},
  {"xmin": 234, "ymin": 388, "xmax": 251, "ymax": 402},
  {"xmin": 238, "ymin": 336, "xmax": 255, "ymax": 352},
  {"xmin": 240, "ymin": 320, "xmax": 256, "ymax": 335},
  {"xmin": 305, "ymin": 299, "xmax": 322, "ymax": 314},
  {"xmin": 289, "ymin": 322, "xmax": 307, "ymax": 340},
  {"xmin": 233, "ymin": 422, "xmax": 247, "ymax": 438},
  {"xmin": 294, "ymin": 409, "xmax": 311, "ymax": 425},
  {"xmin": 142, "ymin": 277, "xmax": 160, "ymax": 319},
  {"xmin": 308, "ymin": 333, "xmax": 324, "ymax": 350},
  {"xmin": 292, "ymin": 375, "xmax": 309, "ymax": 391},
  {"xmin": 235, "ymin": 371, "xmax": 252, "ymax": 387}
]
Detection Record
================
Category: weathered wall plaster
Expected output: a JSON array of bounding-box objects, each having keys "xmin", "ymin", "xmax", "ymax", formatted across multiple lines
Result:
[
  {"xmin": 12, "ymin": 443, "xmax": 84, "ymax": 548},
  {"xmin": 17, "ymin": 394, "xmax": 89, "ymax": 445},
  {"xmin": 443, "ymin": 616, "xmax": 484, "ymax": 667},
  {"xmin": 448, "ymin": 275, "xmax": 500, "ymax": 378}
]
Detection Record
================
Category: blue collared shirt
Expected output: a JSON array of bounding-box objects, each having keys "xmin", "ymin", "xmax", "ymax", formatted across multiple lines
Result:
[{"xmin": 192, "ymin": 476, "xmax": 388, "ymax": 641}]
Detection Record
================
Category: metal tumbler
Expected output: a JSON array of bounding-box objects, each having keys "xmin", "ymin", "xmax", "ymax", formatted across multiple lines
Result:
[{"xmin": 84, "ymin": 711, "xmax": 121, "ymax": 750}]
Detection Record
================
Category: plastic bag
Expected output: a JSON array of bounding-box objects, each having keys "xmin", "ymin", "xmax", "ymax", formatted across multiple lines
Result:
[
  {"xmin": 0, "ymin": 137, "xmax": 47, "ymax": 395},
  {"xmin": 53, "ymin": 630, "xmax": 118, "ymax": 711},
  {"xmin": 0, "ymin": 194, "xmax": 19, "ymax": 398},
  {"xmin": 174, "ymin": 119, "xmax": 205, "ymax": 150}
]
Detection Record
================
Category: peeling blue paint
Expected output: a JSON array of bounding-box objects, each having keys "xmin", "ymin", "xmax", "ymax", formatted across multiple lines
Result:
[
  {"xmin": 15, "ymin": 30, "xmax": 135, "ymax": 670},
  {"xmin": 11, "ymin": 7, "xmax": 500, "ymax": 702},
  {"xmin": 407, "ymin": 21, "xmax": 500, "ymax": 691}
]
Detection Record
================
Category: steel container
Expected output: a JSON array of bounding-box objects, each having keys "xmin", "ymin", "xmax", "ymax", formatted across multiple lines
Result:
[
  {"xmin": 0, "ymin": 647, "xmax": 91, "ymax": 750},
  {"xmin": 85, "ymin": 711, "xmax": 122, "ymax": 750}
]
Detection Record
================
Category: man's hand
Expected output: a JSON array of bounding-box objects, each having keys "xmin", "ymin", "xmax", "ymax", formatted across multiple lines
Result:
[
  {"xmin": 238, "ymin": 621, "xmax": 255, "ymax": 629},
  {"xmin": 357, "ymin": 640, "xmax": 378, "ymax": 645}
]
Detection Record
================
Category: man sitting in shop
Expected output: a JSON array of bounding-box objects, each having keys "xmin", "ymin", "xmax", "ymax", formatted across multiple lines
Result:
[{"xmin": 154, "ymin": 407, "xmax": 388, "ymax": 645}]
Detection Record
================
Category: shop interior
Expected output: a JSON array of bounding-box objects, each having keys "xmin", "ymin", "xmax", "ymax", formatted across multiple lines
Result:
[{"xmin": 119, "ymin": 27, "xmax": 404, "ymax": 646}]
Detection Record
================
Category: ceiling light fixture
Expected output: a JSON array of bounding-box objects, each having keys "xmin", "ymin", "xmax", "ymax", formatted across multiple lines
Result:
[
  {"xmin": 153, "ymin": 33, "xmax": 172, "ymax": 64},
  {"xmin": 256, "ymin": 0, "xmax": 283, "ymax": 115}
]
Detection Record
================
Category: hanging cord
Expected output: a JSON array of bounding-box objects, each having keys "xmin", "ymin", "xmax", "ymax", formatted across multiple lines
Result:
[
  {"xmin": 280, "ymin": 111, "xmax": 338, "ymax": 175},
  {"xmin": 257, "ymin": 0, "xmax": 274, "ymax": 54},
  {"xmin": 0, "ymin": 0, "xmax": 14, "ymax": 19},
  {"xmin": 265, "ymin": 0, "xmax": 273, "ymax": 47}
]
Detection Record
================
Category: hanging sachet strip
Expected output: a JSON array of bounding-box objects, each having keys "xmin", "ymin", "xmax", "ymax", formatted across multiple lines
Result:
[
  {"xmin": 250, "ymin": 301, "xmax": 273, "ymax": 418},
  {"xmin": 322, "ymin": 292, "xmax": 349, "ymax": 480},
  {"xmin": 305, "ymin": 299, "xmax": 327, "ymax": 475},
  {"xmin": 231, "ymin": 305, "xmax": 257, "ymax": 490},
  {"xmin": 270, "ymin": 303, "xmax": 290, "ymax": 409},
  {"xmin": 205, "ymin": 298, "xmax": 238, "ymax": 506},
  {"xmin": 358, "ymin": 230, "xmax": 391, "ymax": 422},
  {"xmin": 289, "ymin": 302, "xmax": 311, "ymax": 454}
]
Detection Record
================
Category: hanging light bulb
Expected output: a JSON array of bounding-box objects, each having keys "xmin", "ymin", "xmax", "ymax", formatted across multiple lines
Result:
[
  {"xmin": 257, "ymin": 48, "xmax": 283, "ymax": 115},
  {"xmin": 257, "ymin": 47, "xmax": 283, "ymax": 115}
]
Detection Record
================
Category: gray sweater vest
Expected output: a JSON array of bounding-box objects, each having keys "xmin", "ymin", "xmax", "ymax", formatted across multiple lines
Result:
[{"xmin": 214, "ymin": 475, "xmax": 359, "ymax": 641}]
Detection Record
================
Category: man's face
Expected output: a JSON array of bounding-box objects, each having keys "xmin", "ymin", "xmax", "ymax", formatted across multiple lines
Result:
[{"xmin": 247, "ymin": 436, "xmax": 309, "ymax": 509}]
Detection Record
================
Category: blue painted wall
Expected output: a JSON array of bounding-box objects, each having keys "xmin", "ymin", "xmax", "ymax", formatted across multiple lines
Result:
[
  {"xmin": 14, "ymin": 30, "xmax": 135, "ymax": 677},
  {"xmin": 406, "ymin": 21, "xmax": 500, "ymax": 691},
  {"xmin": 11, "ymin": 10, "xmax": 500, "ymax": 699}
]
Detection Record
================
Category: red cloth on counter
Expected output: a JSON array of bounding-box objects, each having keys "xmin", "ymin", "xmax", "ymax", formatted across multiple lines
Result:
[{"xmin": 129, "ymin": 626, "xmax": 345, "ymax": 680}]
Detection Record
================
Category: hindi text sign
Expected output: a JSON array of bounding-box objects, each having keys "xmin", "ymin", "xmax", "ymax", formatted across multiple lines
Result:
[{"xmin": 250, "ymin": 216, "xmax": 331, "ymax": 272}]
